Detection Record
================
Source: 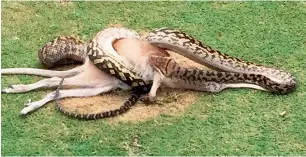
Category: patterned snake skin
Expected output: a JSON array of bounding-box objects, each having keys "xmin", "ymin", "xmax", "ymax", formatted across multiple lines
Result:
[{"xmin": 39, "ymin": 27, "xmax": 296, "ymax": 120}]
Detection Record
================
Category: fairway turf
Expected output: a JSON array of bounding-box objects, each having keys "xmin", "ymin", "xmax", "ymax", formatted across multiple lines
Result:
[{"xmin": 1, "ymin": 2, "xmax": 306, "ymax": 156}]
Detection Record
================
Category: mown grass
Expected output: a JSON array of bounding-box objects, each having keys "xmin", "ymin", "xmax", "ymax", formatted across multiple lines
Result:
[{"xmin": 1, "ymin": 1, "xmax": 306, "ymax": 156}]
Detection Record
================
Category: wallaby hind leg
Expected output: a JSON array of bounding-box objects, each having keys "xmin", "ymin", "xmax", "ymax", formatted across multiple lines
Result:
[
  {"xmin": 2, "ymin": 66, "xmax": 117, "ymax": 93},
  {"xmin": 2, "ymin": 76, "xmax": 74, "ymax": 93},
  {"xmin": 1, "ymin": 64, "xmax": 85, "ymax": 78},
  {"xmin": 2, "ymin": 57, "xmax": 118, "ymax": 93},
  {"xmin": 20, "ymin": 85, "xmax": 116, "ymax": 115},
  {"xmin": 1, "ymin": 57, "xmax": 92, "ymax": 78}
]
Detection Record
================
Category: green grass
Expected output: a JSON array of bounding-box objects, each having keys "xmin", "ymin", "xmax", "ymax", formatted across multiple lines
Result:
[{"xmin": 1, "ymin": 1, "xmax": 306, "ymax": 156}]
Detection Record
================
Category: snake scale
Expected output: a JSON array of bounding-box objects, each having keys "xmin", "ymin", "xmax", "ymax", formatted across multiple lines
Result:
[{"xmin": 39, "ymin": 27, "xmax": 296, "ymax": 120}]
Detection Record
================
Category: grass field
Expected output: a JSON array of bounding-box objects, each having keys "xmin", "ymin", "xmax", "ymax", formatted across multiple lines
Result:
[{"xmin": 1, "ymin": 2, "xmax": 306, "ymax": 156}]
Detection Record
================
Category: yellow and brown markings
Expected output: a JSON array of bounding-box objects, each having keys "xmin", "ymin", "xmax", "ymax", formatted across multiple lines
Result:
[
  {"xmin": 150, "ymin": 28, "xmax": 254, "ymax": 67},
  {"xmin": 94, "ymin": 58, "xmax": 151, "ymax": 91}
]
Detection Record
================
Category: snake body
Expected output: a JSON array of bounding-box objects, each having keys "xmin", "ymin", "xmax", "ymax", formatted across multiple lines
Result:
[{"xmin": 39, "ymin": 27, "xmax": 296, "ymax": 120}]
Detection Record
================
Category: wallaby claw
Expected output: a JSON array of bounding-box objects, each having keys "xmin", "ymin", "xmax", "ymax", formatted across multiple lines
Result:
[
  {"xmin": 24, "ymin": 99, "xmax": 32, "ymax": 106},
  {"xmin": 140, "ymin": 95, "xmax": 156, "ymax": 105},
  {"xmin": 1, "ymin": 84, "xmax": 13, "ymax": 93},
  {"xmin": 8, "ymin": 84, "xmax": 13, "ymax": 89}
]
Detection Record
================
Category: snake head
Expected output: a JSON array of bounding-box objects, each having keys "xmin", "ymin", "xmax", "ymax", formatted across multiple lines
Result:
[{"xmin": 148, "ymin": 55, "xmax": 178, "ymax": 77}]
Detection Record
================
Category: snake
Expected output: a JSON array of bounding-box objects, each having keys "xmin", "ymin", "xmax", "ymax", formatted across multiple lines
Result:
[{"xmin": 39, "ymin": 27, "xmax": 296, "ymax": 120}]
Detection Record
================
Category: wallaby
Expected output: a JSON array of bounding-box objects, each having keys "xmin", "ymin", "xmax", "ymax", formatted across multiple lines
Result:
[{"xmin": 2, "ymin": 28, "xmax": 169, "ymax": 115}]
